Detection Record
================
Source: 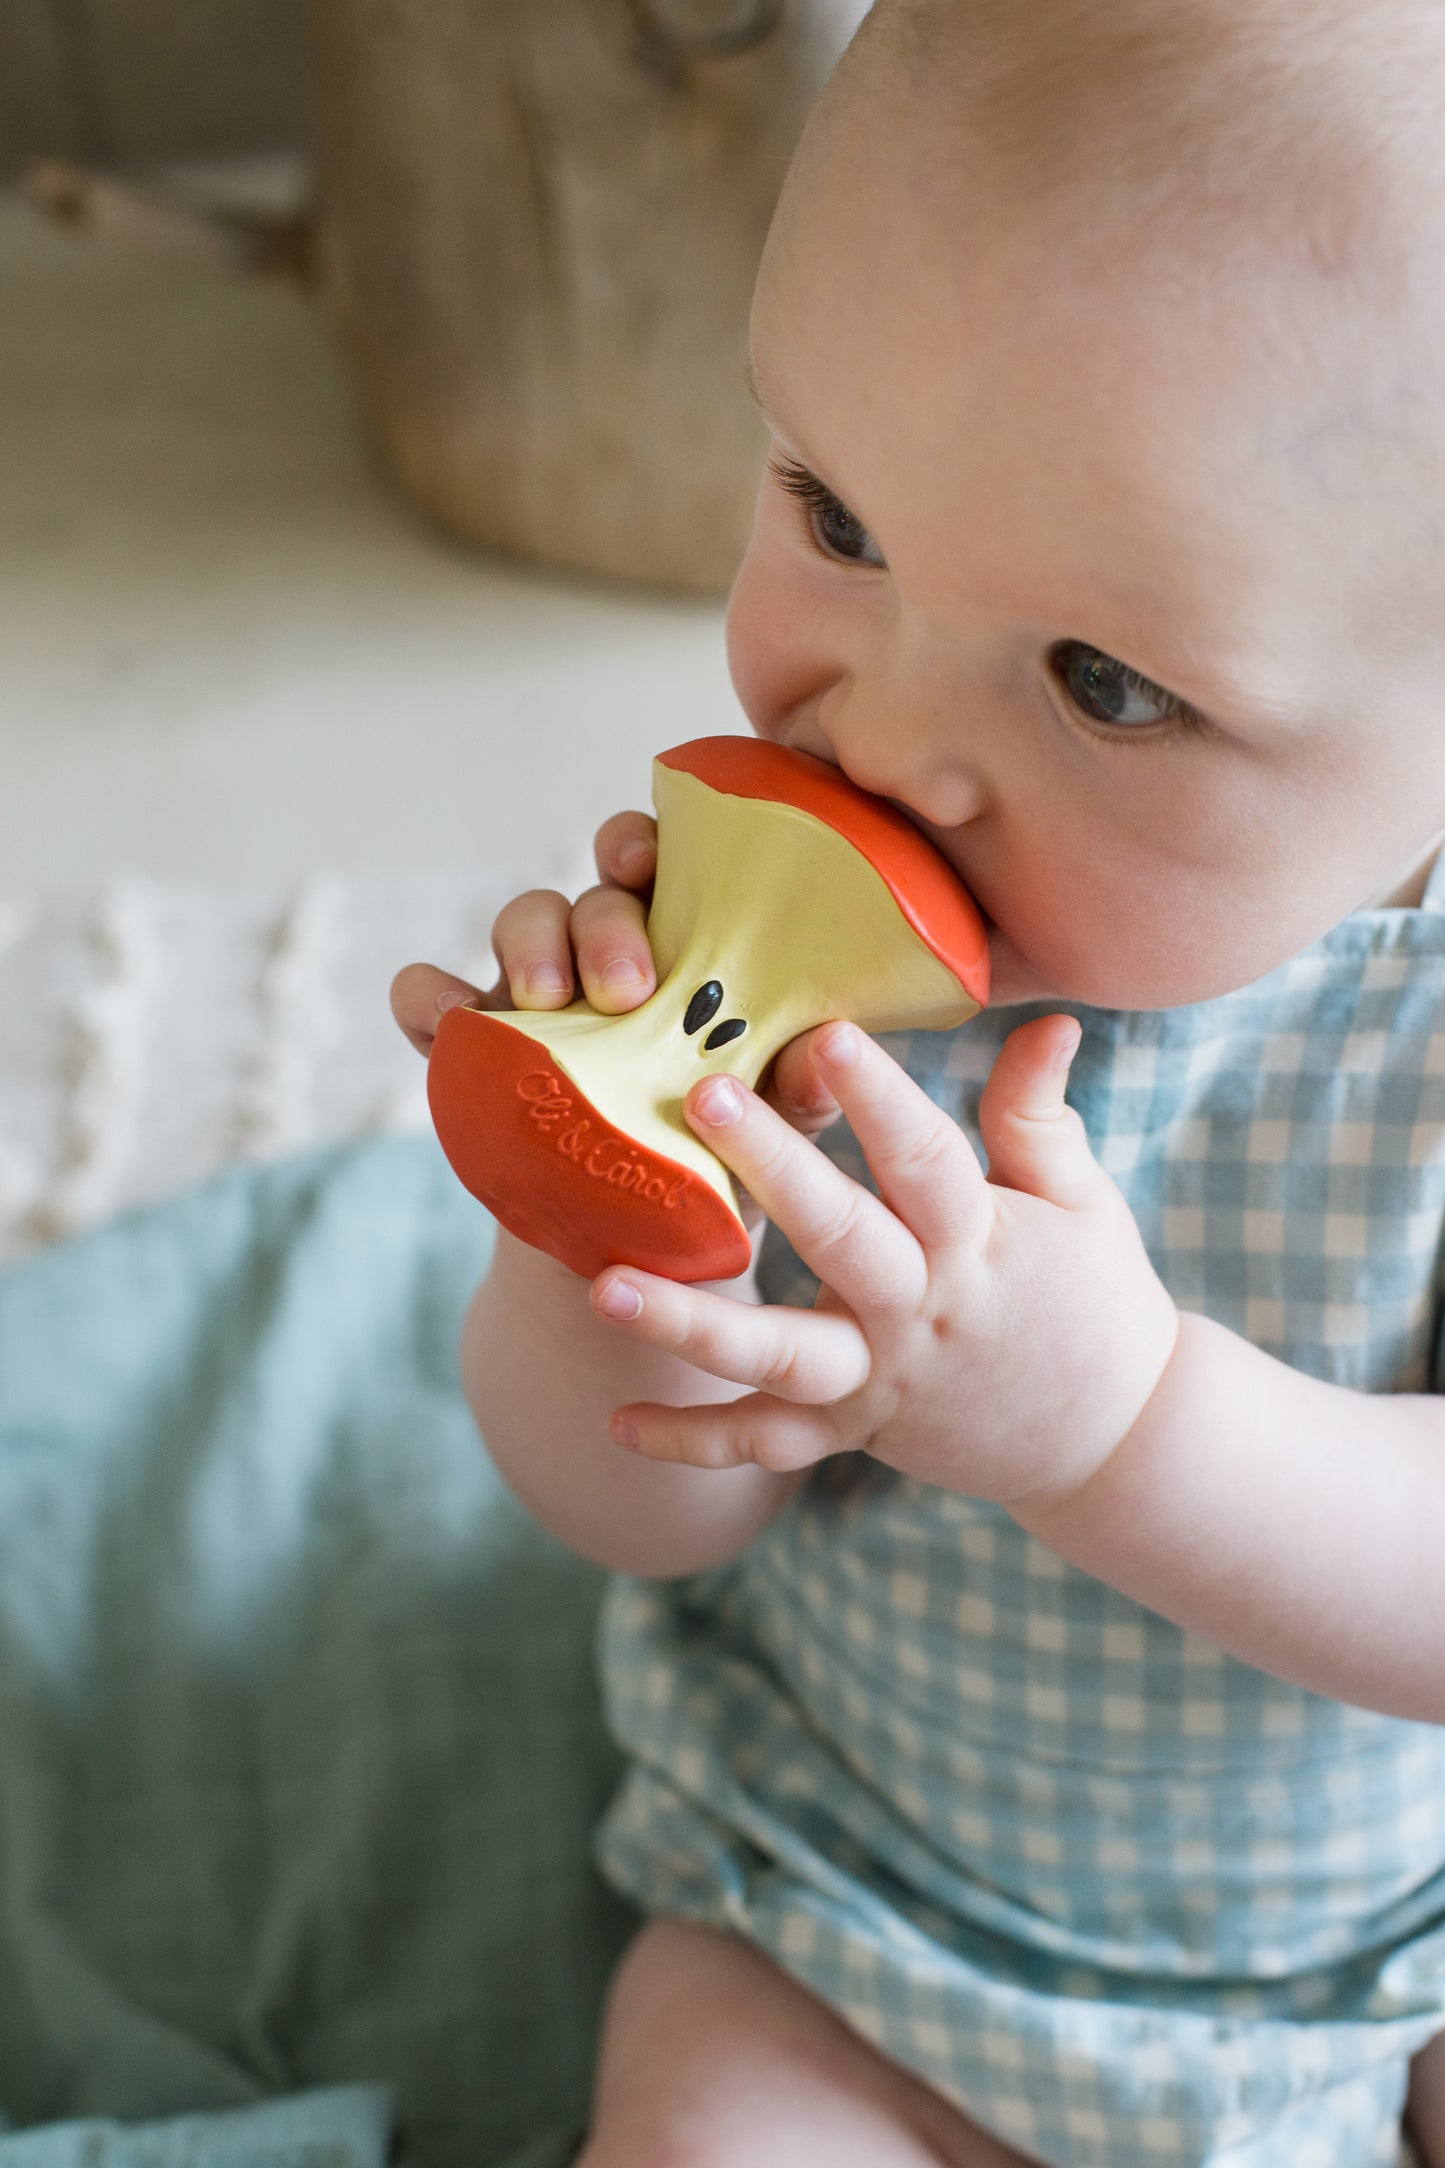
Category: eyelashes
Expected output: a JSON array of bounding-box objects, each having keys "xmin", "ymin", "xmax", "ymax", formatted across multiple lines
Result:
[
  {"xmin": 769, "ymin": 452, "xmax": 833, "ymax": 513},
  {"xmin": 768, "ymin": 453, "xmax": 885, "ymax": 567}
]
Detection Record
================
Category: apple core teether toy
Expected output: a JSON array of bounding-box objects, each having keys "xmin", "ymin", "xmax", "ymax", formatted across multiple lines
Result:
[{"xmin": 428, "ymin": 737, "xmax": 989, "ymax": 1282}]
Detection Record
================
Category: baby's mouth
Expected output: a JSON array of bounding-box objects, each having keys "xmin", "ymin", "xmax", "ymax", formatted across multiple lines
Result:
[
  {"xmin": 981, "ymin": 923, "xmax": 1063, "ymax": 1009},
  {"xmin": 770, "ymin": 735, "xmax": 1017, "ymax": 988},
  {"xmin": 872, "ymin": 810, "xmax": 1040, "ymax": 1005}
]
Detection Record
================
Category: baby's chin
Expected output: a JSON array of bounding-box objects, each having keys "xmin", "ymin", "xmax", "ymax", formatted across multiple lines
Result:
[
  {"xmin": 983, "ymin": 920, "xmax": 1284, "ymax": 1016},
  {"xmin": 979, "ymin": 922, "xmax": 1069, "ymax": 1010},
  {"xmin": 982, "ymin": 921, "xmax": 1195, "ymax": 1014}
]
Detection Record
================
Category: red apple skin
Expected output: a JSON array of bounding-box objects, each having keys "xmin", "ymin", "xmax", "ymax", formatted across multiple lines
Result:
[{"xmin": 428, "ymin": 1006, "xmax": 753, "ymax": 1282}]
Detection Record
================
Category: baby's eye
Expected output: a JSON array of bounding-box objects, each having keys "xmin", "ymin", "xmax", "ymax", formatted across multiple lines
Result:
[
  {"xmin": 769, "ymin": 455, "xmax": 886, "ymax": 569},
  {"xmin": 1050, "ymin": 640, "xmax": 1190, "ymax": 729},
  {"xmin": 812, "ymin": 491, "xmax": 884, "ymax": 567}
]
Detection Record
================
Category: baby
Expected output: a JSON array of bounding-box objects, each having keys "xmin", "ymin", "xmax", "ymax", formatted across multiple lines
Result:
[{"xmin": 393, "ymin": 0, "xmax": 1445, "ymax": 2160}]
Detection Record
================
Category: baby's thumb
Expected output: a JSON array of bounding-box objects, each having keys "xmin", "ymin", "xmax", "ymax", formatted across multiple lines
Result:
[{"xmin": 977, "ymin": 1015, "xmax": 1102, "ymax": 1208}]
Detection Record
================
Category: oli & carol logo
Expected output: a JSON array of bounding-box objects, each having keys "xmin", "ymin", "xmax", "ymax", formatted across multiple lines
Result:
[{"xmin": 517, "ymin": 1071, "xmax": 688, "ymax": 1207}]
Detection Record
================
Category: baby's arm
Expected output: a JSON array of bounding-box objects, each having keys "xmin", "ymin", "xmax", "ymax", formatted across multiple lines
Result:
[
  {"xmin": 1018, "ymin": 1308, "xmax": 1445, "ymax": 1723},
  {"xmin": 462, "ymin": 1227, "xmax": 806, "ymax": 1576},
  {"xmin": 584, "ymin": 1012, "xmax": 1445, "ymax": 1719},
  {"xmin": 392, "ymin": 809, "xmax": 830, "ymax": 1579}
]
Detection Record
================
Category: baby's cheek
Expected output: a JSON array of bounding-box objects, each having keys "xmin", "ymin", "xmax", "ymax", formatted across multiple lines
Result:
[
  {"xmin": 726, "ymin": 509, "xmax": 845, "ymax": 732},
  {"xmin": 726, "ymin": 551, "xmax": 791, "ymax": 730}
]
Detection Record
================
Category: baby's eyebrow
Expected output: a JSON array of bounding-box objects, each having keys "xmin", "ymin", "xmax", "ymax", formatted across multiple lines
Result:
[
  {"xmin": 742, "ymin": 360, "xmax": 818, "ymax": 469},
  {"xmin": 742, "ymin": 359, "xmax": 788, "ymax": 434}
]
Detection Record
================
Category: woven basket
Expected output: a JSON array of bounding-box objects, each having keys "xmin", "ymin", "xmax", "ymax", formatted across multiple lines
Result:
[{"xmin": 312, "ymin": 0, "xmax": 865, "ymax": 591}]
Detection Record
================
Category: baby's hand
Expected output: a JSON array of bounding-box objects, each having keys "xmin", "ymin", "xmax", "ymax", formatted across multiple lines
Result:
[
  {"xmin": 389, "ymin": 810, "xmax": 842, "ymax": 1170},
  {"xmin": 390, "ymin": 809, "xmax": 661, "ymax": 1049},
  {"xmin": 590, "ymin": 1016, "xmax": 1180, "ymax": 1512}
]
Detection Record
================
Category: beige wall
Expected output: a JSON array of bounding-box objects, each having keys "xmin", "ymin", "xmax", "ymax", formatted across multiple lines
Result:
[{"xmin": 1, "ymin": 0, "xmax": 308, "ymax": 171}]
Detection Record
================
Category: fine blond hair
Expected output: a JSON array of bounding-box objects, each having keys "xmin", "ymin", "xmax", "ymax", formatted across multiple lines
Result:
[{"xmin": 835, "ymin": 0, "xmax": 1445, "ymax": 277}]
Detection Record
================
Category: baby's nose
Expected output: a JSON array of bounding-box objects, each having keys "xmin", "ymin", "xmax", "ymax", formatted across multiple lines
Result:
[
  {"xmin": 821, "ymin": 705, "xmax": 989, "ymax": 833},
  {"xmin": 815, "ymin": 625, "xmax": 990, "ymax": 830}
]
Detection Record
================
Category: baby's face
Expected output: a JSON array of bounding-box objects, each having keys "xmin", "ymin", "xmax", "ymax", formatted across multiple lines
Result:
[{"xmin": 726, "ymin": 40, "xmax": 1445, "ymax": 1010}]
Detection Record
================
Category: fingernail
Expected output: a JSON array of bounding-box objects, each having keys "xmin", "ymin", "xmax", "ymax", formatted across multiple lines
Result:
[
  {"xmin": 817, "ymin": 1022, "xmax": 861, "ymax": 1067},
  {"xmin": 596, "ymin": 1278, "xmax": 642, "ymax": 1322},
  {"xmin": 611, "ymin": 1418, "xmax": 639, "ymax": 1449},
  {"xmin": 525, "ymin": 963, "xmax": 568, "ymax": 999},
  {"xmin": 436, "ymin": 988, "xmax": 472, "ymax": 1015},
  {"xmin": 694, "ymin": 1075, "xmax": 744, "ymax": 1125},
  {"xmin": 1054, "ymin": 1022, "xmax": 1083, "ymax": 1073},
  {"xmin": 617, "ymin": 840, "xmax": 654, "ymax": 874},
  {"xmin": 600, "ymin": 958, "xmax": 648, "ymax": 996}
]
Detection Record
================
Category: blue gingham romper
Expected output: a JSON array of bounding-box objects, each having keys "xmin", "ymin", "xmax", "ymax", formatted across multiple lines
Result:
[{"xmin": 594, "ymin": 873, "xmax": 1445, "ymax": 2167}]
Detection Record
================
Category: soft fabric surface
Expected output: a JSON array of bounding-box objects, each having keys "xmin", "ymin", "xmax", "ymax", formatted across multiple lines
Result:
[
  {"xmin": 0, "ymin": 1135, "xmax": 633, "ymax": 2164},
  {"xmin": 0, "ymin": 863, "xmax": 590, "ymax": 1265}
]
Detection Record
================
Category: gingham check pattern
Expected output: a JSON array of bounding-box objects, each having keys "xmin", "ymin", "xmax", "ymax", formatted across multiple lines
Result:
[{"xmin": 596, "ymin": 886, "xmax": 1445, "ymax": 2166}]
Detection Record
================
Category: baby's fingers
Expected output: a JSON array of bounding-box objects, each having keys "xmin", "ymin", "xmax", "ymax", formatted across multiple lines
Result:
[
  {"xmin": 593, "ymin": 809, "xmax": 657, "ymax": 894},
  {"xmin": 609, "ymin": 1392, "xmax": 846, "ymax": 1475},
  {"xmin": 684, "ymin": 1070, "xmax": 925, "ymax": 1319},
  {"xmin": 570, "ymin": 881, "xmax": 656, "ymax": 1013},
  {"xmin": 490, "ymin": 888, "xmax": 580, "ymax": 1009},
  {"xmin": 977, "ymin": 1014, "xmax": 1104, "ymax": 1209},
  {"xmin": 592, "ymin": 1268, "xmax": 870, "ymax": 1403},
  {"xmin": 811, "ymin": 1024, "xmax": 988, "ymax": 1252},
  {"xmin": 580, "ymin": 809, "xmax": 657, "ymax": 1012},
  {"xmin": 390, "ymin": 962, "xmax": 486, "ymax": 1055},
  {"xmin": 761, "ymin": 1025, "xmax": 844, "ymax": 1142}
]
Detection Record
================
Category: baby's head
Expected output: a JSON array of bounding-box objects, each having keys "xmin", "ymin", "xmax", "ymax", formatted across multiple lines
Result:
[{"xmin": 727, "ymin": 0, "xmax": 1445, "ymax": 1007}]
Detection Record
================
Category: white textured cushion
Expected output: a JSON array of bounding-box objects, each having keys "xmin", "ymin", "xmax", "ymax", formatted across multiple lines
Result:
[{"xmin": 0, "ymin": 856, "xmax": 590, "ymax": 1265}]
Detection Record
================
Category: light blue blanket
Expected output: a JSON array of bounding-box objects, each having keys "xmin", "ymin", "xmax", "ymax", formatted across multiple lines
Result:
[{"xmin": 0, "ymin": 1138, "xmax": 635, "ymax": 2167}]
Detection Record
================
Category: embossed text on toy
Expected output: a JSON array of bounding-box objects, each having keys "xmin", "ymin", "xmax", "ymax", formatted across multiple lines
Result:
[{"xmin": 517, "ymin": 1072, "xmax": 690, "ymax": 1204}]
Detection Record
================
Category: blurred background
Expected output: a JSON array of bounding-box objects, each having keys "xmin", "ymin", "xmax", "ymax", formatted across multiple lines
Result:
[
  {"xmin": 0, "ymin": 0, "xmax": 865, "ymax": 1256},
  {"xmin": 0, "ymin": 19, "xmax": 879, "ymax": 2159}
]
